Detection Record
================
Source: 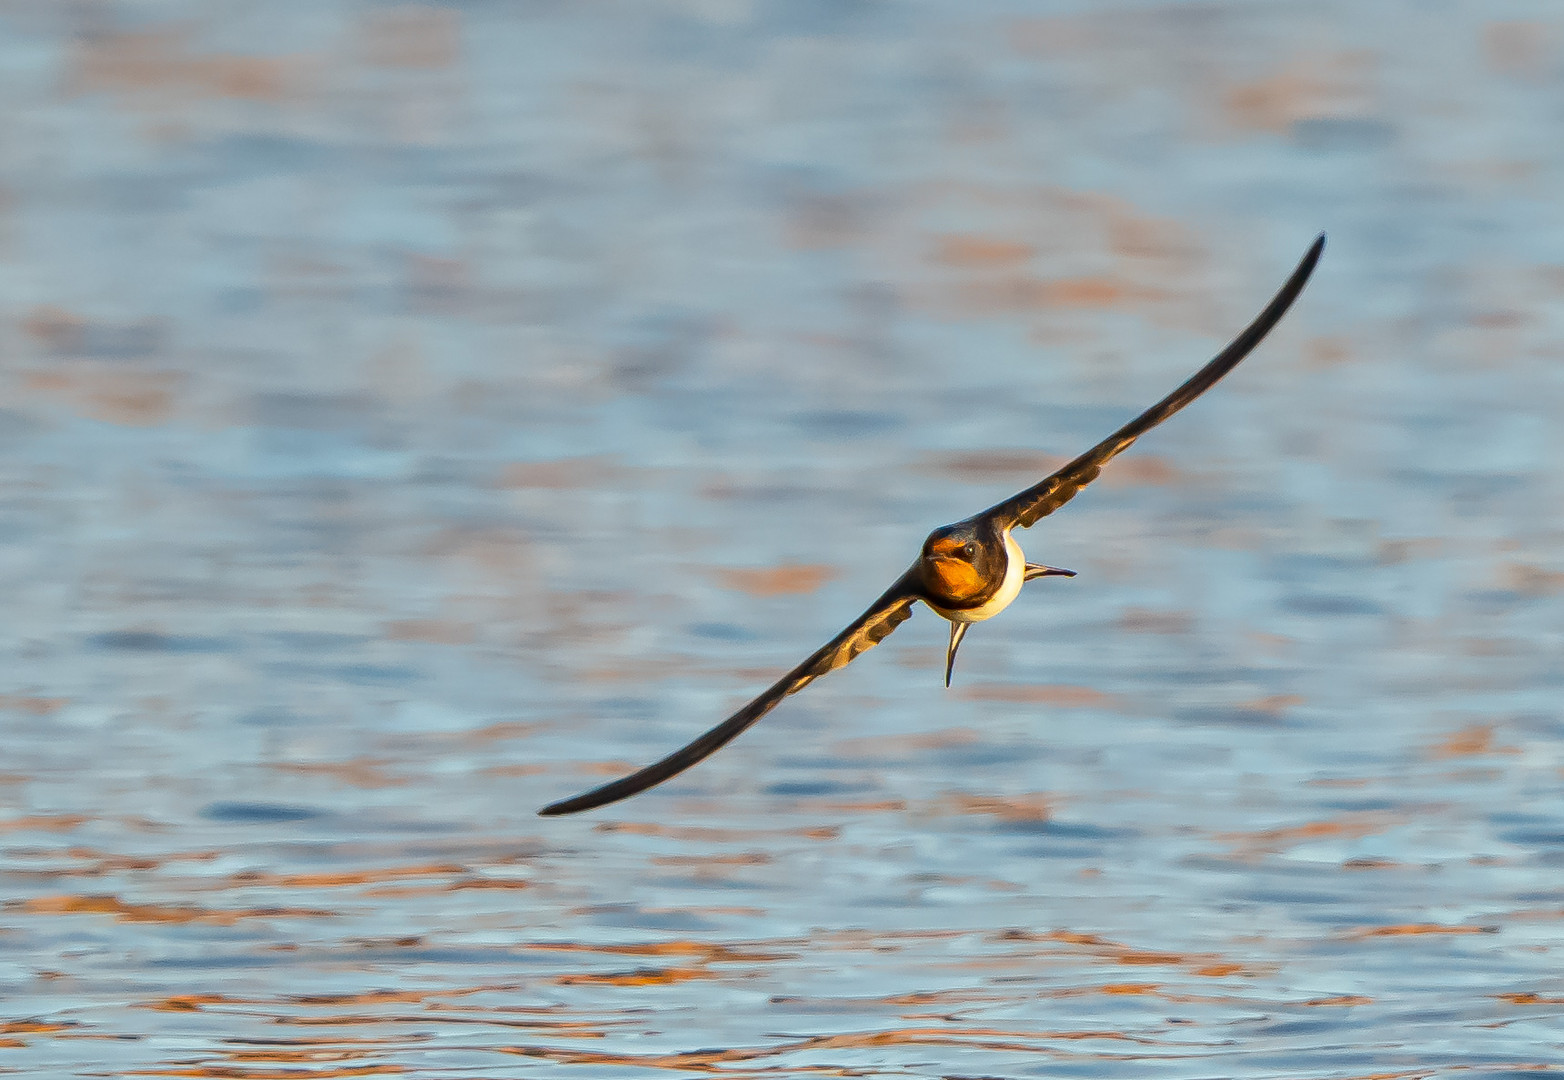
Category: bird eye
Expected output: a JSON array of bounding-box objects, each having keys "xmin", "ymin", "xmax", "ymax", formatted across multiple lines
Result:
[{"xmin": 962, "ymin": 542, "xmax": 977, "ymax": 559}]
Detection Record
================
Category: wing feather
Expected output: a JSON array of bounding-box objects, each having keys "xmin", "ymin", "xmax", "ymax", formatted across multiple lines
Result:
[
  {"xmin": 538, "ymin": 570, "xmax": 921, "ymax": 816},
  {"xmin": 983, "ymin": 234, "xmax": 1324, "ymax": 531}
]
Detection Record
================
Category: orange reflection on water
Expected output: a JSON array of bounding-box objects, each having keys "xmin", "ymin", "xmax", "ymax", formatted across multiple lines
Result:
[
  {"xmin": 1218, "ymin": 811, "xmax": 1405, "ymax": 858},
  {"xmin": 715, "ymin": 563, "xmax": 837, "ymax": 597},
  {"xmin": 14, "ymin": 893, "xmax": 336, "ymax": 925},
  {"xmin": 127, "ymin": 1067, "xmax": 406, "ymax": 1078},
  {"xmin": 1347, "ymin": 923, "xmax": 1495, "ymax": 938},
  {"xmin": 492, "ymin": 1022, "xmax": 1161, "ymax": 1074}
]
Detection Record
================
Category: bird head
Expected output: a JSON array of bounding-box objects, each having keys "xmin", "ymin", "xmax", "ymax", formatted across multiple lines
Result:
[{"xmin": 919, "ymin": 521, "xmax": 1002, "ymax": 606}]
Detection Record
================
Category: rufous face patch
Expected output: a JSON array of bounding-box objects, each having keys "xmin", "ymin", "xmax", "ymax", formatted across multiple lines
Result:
[{"xmin": 928, "ymin": 555, "xmax": 984, "ymax": 602}]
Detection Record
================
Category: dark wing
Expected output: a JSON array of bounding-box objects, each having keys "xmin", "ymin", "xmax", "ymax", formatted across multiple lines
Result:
[
  {"xmin": 538, "ymin": 569, "xmax": 922, "ymax": 816},
  {"xmin": 981, "ymin": 234, "xmax": 1324, "ymax": 532}
]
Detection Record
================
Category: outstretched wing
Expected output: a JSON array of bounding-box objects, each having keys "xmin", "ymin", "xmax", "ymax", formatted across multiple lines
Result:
[
  {"xmin": 538, "ymin": 569, "xmax": 922, "ymax": 816},
  {"xmin": 981, "ymin": 234, "xmax": 1324, "ymax": 532}
]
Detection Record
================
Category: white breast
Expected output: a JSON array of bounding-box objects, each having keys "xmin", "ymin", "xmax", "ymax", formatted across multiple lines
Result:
[{"xmin": 938, "ymin": 530, "xmax": 1025, "ymax": 624}]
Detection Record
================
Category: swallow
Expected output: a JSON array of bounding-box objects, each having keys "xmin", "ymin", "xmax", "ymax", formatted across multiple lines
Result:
[{"xmin": 539, "ymin": 234, "xmax": 1324, "ymax": 816}]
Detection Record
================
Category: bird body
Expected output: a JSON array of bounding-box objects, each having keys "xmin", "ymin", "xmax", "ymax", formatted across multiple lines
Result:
[
  {"xmin": 918, "ymin": 521, "xmax": 1068, "ymax": 687},
  {"xmin": 919, "ymin": 519, "xmax": 1024, "ymax": 621},
  {"xmin": 539, "ymin": 235, "xmax": 1325, "ymax": 817}
]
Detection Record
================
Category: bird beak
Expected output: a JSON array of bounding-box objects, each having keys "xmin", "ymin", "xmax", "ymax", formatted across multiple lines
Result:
[{"xmin": 944, "ymin": 621, "xmax": 969, "ymax": 688}]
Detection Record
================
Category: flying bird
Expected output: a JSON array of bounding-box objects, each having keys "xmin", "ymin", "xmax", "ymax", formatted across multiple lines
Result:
[{"xmin": 540, "ymin": 234, "xmax": 1324, "ymax": 816}]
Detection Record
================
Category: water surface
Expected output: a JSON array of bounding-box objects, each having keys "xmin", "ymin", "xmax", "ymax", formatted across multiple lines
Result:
[{"xmin": 4, "ymin": 2, "xmax": 1564, "ymax": 1076}]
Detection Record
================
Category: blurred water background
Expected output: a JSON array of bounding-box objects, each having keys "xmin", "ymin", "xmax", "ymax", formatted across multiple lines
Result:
[{"xmin": 4, "ymin": 1, "xmax": 1564, "ymax": 1076}]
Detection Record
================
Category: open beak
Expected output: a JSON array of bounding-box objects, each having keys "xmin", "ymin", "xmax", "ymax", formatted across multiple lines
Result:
[
  {"xmin": 1024, "ymin": 563, "xmax": 1076, "ymax": 581},
  {"xmin": 944, "ymin": 621, "xmax": 969, "ymax": 688}
]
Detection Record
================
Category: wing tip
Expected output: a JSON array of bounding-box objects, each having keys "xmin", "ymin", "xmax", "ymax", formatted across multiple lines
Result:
[
  {"xmin": 1297, "ymin": 233, "xmax": 1327, "ymax": 279},
  {"xmin": 537, "ymin": 787, "xmax": 616, "ymax": 816}
]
